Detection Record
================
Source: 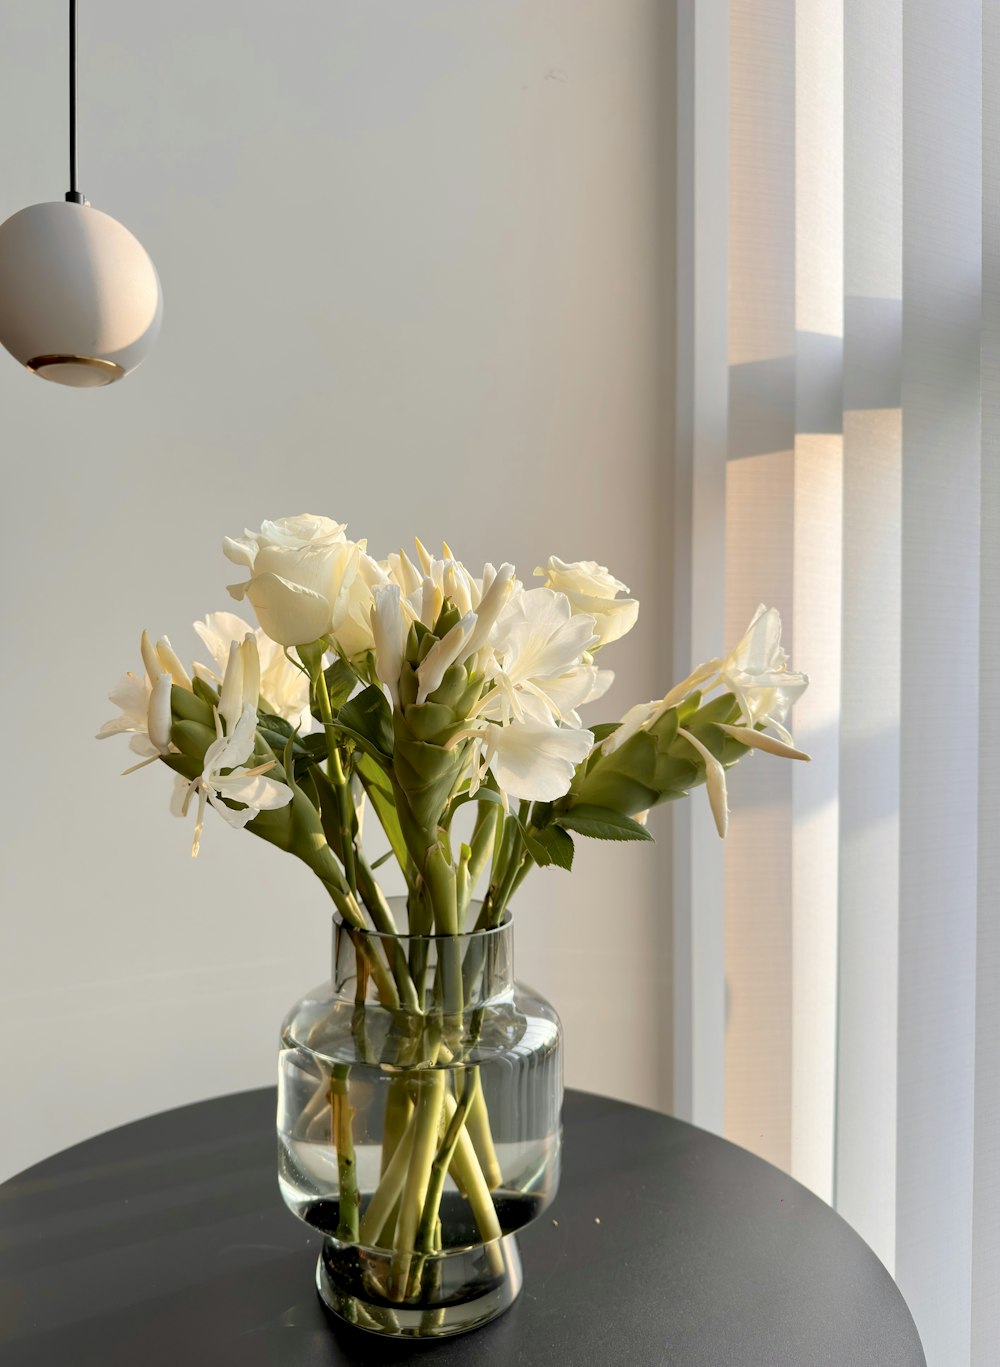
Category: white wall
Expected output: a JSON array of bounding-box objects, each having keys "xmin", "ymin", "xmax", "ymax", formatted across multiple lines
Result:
[{"xmin": 0, "ymin": 0, "xmax": 672, "ymax": 1179}]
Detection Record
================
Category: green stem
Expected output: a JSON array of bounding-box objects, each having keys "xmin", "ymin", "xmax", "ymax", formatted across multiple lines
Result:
[
  {"xmin": 311, "ymin": 662, "xmax": 360, "ymax": 898},
  {"xmin": 425, "ymin": 845, "xmax": 463, "ymax": 1018},
  {"xmin": 380, "ymin": 1078, "xmax": 413, "ymax": 1177},
  {"xmin": 353, "ymin": 853, "xmax": 421, "ymax": 1012},
  {"xmin": 464, "ymin": 1070, "xmax": 503, "ymax": 1190},
  {"xmin": 415, "ymin": 1069, "xmax": 476, "ymax": 1254},
  {"xmin": 316, "ymin": 873, "xmax": 400, "ymax": 1010},
  {"xmin": 359, "ymin": 1105, "xmax": 417, "ymax": 1246},
  {"xmin": 390, "ymin": 1072, "xmax": 446, "ymax": 1299},
  {"xmin": 441, "ymin": 1089, "xmax": 502, "ymax": 1244},
  {"xmin": 329, "ymin": 1065, "xmax": 359, "ymax": 1243},
  {"xmin": 468, "ymin": 804, "xmax": 500, "ymax": 891}
]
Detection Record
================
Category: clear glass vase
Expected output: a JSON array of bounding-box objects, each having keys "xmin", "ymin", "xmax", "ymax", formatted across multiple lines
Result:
[{"xmin": 277, "ymin": 905, "xmax": 563, "ymax": 1338}]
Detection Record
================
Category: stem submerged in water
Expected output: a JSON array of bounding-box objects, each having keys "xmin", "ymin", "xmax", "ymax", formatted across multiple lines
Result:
[{"xmin": 329, "ymin": 1065, "xmax": 359, "ymax": 1243}]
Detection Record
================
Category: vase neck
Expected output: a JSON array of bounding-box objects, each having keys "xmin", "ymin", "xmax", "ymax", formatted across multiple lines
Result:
[{"xmin": 331, "ymin": 911, "xmax": 514, "ymax": 1012}]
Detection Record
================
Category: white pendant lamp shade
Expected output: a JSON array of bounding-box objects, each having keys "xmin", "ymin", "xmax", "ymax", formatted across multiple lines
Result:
[{"xmin": 0, "ymin": 201, "xmax": 162, "ymax": 387}]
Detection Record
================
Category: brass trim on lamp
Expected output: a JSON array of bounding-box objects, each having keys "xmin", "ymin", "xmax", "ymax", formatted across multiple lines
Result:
[{"xmin": 26, "ymin": 353, "xmax": 126, "ymax": 382}]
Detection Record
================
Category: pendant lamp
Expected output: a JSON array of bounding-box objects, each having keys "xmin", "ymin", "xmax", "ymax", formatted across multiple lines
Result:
[{"xmin": 0, "ymin": 1, "xmax": 162, "ymax": 387}]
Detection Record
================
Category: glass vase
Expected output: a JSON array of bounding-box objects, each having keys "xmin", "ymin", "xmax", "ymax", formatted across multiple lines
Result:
[{"xmin": 277, "ymin": 905, "xmax": 563, "ymax": 1338}]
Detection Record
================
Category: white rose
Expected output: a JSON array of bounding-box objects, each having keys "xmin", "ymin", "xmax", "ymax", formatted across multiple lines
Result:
[
  {"xmin": 534, "ymin": 555, "xmax": 639, "ymax": 647},
  {"xmin": 223, "ymin": 515, "xmax": 361, "ymax": 647}
]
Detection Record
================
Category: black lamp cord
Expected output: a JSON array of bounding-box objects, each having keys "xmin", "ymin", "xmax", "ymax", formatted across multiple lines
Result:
[{"xmin": 66, "ymin": 0, "xmax": 86, "ymax": 204}]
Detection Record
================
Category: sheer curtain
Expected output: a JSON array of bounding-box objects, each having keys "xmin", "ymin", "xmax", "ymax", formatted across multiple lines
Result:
[{"xmin": 670, "ymin": 3, "xmax": 998, "ymax": 1364}]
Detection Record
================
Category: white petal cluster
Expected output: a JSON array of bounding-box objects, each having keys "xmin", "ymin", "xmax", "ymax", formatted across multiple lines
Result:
[
  {"xmin": 603, "ymin": 603, "xmax": 810, "ymax": 837},
  {"xmin": 97, "ymin": 629, "xmax": 192, "ymax": 766},
  {"xmin": 99, "ymin": 626, "xmax": 293, "ymax": 854},
  {"xmin": 220, "ymin": 519, "xmax": 641, "ymax": 798},
  {"xmin": 367, "ymin": 543, "xmax": 636, "ymax": 804},
  {"xmin": 173, "ymin": 637, "xmax": 292, "ymax": 856},
  {"xmin": 193, "ymin": 610, "xmax": 311, "ymax": 732},
  {"xmin": 224, "ymin": 514, "xmax": 377, "ymax": 652},
  {"xmin": 534, "ymin": 555, "xmax": 639, "ymax": 648}
]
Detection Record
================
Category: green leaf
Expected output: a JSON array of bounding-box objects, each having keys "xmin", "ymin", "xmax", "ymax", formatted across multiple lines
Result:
[
  {"xmin": 336, "ymin": 685, "xmax": 394, "ymax": 761},
  {"xmin": 370, "ymin": 849, "xmax": 395, "ymax": 870},
  {"xmin": 324, "ymin": 658, "xmax": 359, "ymax": 710},
  {"xmin": 589, "ymin": 722, "xmax": 621, "ymax": 744},
  {"xmin": 447, "ymin": 786, "xmax": 506, "ymax": 817},
  {"xmin": 525, "ymin": 823, "xmax": 575, "ymax": 870},
  {"xmin": 556, "ymin": 803, "xmax": 654, "ymax": 842},
  {"xmin": 300, "ymin": 733, "xmax": 330, "ymax": 761},
  {"xmin": 257, "ymin": 712, "xmax": 295, "ymax": 739},
  {"xmin": 355, "ymin": 751, "xmax": 409, "ymax": 872}
]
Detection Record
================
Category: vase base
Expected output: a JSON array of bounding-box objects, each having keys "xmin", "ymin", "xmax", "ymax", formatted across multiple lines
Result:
[{"xmin": 315, "ymin": 1231, "xmax": 523, "ymax": 1339}]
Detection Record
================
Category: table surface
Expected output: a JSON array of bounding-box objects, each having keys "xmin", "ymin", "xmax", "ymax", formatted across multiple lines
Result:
[{"xmin": 0, "ymin": 1088, "xmax": 924, "ymax": 1367}]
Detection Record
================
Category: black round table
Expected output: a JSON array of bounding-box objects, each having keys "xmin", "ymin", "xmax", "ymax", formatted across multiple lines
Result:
[{"xmin": 0, "ymin": 1088, "xmax": 924, "ymax": 1367}]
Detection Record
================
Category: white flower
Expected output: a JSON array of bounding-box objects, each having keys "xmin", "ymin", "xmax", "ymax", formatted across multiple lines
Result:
[
  {"xmin": 96, "ymin": 671, "xmax": 160, "ymax": 757},
  {"xmin": 480, "ymin": 588, "xmax": 599, "ymax": 724},
  {"xmin": 140, "ymin": 629, "xmax": 192, "ymax": 691},
  {"xmin": 193, "ymin": 611, "xmax": 311, "ymax": 730},
  {"xmin": 147, "ymin": 674, "xmax": 174, "ymax": 753},
  {"xmin": 223, "ymin": 514, "xmax": 361, "ymax": 648},
  {"xmin": 414, "ymin": 563, "xmax": 517, "ymax": 703},
  {"xmin": 417, "ymin": 556, "xmax": 480, "ymax": 627},
  {"xmin": 371, "ymin": 583, "xmax": 409, "ymax": 708},
  {"xmin": 416, "ymin": 612, "xmax": 477, "ymax": 703},
  {"xmin": 475, "ymin": 700, "xmax": 595, "ymax": 803},
  {"xmin": 98, "ymin": 630, "xmax": 189, "ymax": 769},
  {"xmin": 463, "ymin": 563, "xmax": 516, "ymax": 658},
  {"xmin": 602, "ymin": 606, "xmax": 809, "ymax": 757},
  {"xmin": 719, "ymin": 604, "xmax": 809, "ymax": 744},
  {"xmin": 383, "ymin": 547, "xmax": 424, "ymax": 598},
  {"xmin": 535, "ymin": 663, "xmax": 613, "ymax": 726},
  {"xmin": 535, "ymin": 556, "xmax": 639, "ymax": 648},
  {"xmin": 173, "ymin": 637, "xmax": 292, "ymax": 856},
  {"xmin": 600, "ymin": 698, "xmax": 659, "ymax": 756}
]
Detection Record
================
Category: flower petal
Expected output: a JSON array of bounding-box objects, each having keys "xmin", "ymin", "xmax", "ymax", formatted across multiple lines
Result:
[
  {"xmin": 486, "ymin": 717, "xmax": 594, "ymax": 802},
  {"xmin": 601, "ymin": 700, "xmax": 658, "ymax": 755},
  {"xmin": 147, "ymin": 673, "xmax": 174, "ymax": 753},
  {"xmin": 245, "ymin": 572, "xmax": 332, "ymax": 647},
  {"xmin": 716, "ymin": 723, "xmax": 810, "ymax": 761},
  {"xmin": 371, "ymin": 583, "xmax": 407, "ymax": 708},
  {"xmin": 677, "ymin": 727, "xmax": 729, "ymax": 838},
  {"xmin": 416, "ymin": 612, "xmax": 476, "ymax": 703}
]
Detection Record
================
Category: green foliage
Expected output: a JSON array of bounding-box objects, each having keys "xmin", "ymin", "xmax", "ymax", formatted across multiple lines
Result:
[
  {"xmin": 160, "ymin": 752, "xmax": 203, "ymax": 782},
  {"xmin": 337, "ymin": 686, "xmax": 394, "ymax": 762},
  {"xmin": 555, "ymin": 804, "xmax": 653, "ymax": 842},
  {"xmin": 562, "ymin": 692, "xmax": 747, "ymax": 820},
  {"xmin": 324, "ymin": 658, "xmax": 359, "ymax": 710},
  {"xmin": 524, "ymin": 823, "xmax": 575, "ymax": 870},
  {"xmin": 354, "ymin": 751, "xmax": 410, "ymax": 873}
]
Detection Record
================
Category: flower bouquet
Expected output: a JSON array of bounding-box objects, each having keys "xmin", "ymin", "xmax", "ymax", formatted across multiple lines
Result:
[{"xmin": 100, "ymin": 514, "xmax": 809, "ymax": 1338}]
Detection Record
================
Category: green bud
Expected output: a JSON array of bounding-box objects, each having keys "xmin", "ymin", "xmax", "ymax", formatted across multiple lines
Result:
[
  {"xmin": 563, "ymin": 692, "xmax": 748, "ymax": 819},
  {"xmin": 432, "ymin": 601, "xmax": 462, "ymax": 639},
  {"xmin": 171, "ymin": 685, "xmax": 215, "ymax": 728},
  {"xmin": 171, "ymin": 719, "xmax": 217, "ymax": 762},
  {"xmin": 403, "ymin": 701, "xmax": 458, "ymax": 742},
  {"xmin": 192, "ymin": 676, "xmax": 220, "ymax": 709}
]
